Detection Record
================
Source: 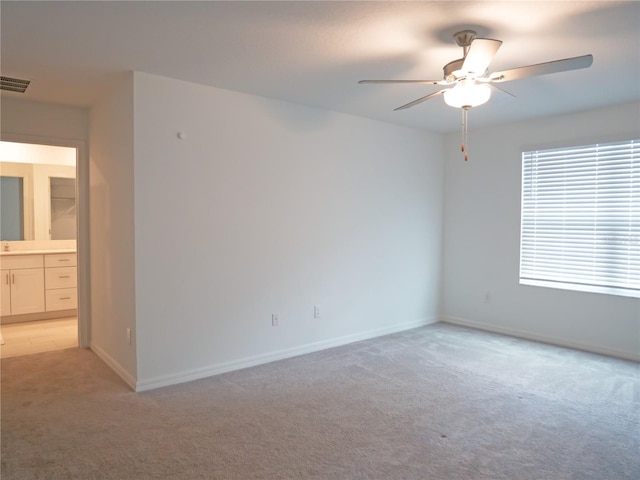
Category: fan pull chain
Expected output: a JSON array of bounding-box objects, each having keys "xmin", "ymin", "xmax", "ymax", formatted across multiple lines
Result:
[{"xmin": 461, "ymin": 106, "xmax": 469, "ymax": 161}]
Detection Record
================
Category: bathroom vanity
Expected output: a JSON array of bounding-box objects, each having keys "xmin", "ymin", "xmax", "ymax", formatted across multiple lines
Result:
[{"xmin": 1, "ymin": 249, "xmax": 77, "ymax": 323}]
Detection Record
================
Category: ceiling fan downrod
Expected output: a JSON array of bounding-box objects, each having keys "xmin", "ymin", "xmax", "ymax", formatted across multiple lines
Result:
[{"xmin": 453, "ymin": 30, "xmax": 477, "ymax": 57}]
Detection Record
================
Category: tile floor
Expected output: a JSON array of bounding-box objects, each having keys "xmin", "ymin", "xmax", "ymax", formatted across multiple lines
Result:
[{"xmin": 0, "ymin": 317, "xmax": 77, "ymax": 358}]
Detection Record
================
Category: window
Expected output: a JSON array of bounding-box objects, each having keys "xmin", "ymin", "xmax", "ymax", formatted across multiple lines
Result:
[{"xmin": 520, "ymin": 140, "xmax": 639, "ymax": 298}]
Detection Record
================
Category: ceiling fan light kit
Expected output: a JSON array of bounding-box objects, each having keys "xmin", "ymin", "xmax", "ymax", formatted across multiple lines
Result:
[
  {"xmin": 359, "ymin": 29, "xmax": 593, "ymax": 160},
  {"xmin": 443, "ymin": 80, "xmax": 491, "ymax": 108}
]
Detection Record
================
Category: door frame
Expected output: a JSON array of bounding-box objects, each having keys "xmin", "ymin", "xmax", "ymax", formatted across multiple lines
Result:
[{"xmin": 1, "ymin": 132, "xmax": 90, "ymax": 348}]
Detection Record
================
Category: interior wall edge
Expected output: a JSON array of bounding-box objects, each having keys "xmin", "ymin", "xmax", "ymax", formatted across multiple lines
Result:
[
  {"xmin": 90, "ymin": 342, "xmax": 137, "ymax": 391},
  {"xmin": 88, "ymin": 72, "xmax": 137, "ymax": 378},
  {"xmin": 441, "ymin": 315, "xmax": 640, "ymax": 362}
]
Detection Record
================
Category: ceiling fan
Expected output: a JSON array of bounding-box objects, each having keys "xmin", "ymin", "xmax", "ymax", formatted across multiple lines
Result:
[{"xmin": 359, "ymin": 30, "xmax": 593, "ymax": 160}]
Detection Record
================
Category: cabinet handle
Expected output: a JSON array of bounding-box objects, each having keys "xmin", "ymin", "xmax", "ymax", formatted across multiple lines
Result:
[
  {"xmin": 12, "ymin": 274, "xmax": 15, "ymax": 284},
  {"xmin": 58, "ymin": 259, "xmax": 70, "ymax": 262},
  {"xmin": 59, "ymin": 275, "xmax": 71, "ymax": 279},
  {"xmin": 59, "ymin": 297, "xmax": 71, "ymax": 300},
  {"xmin": 5, "ymin": 273, "xmax": 8, "ymax": 285}
]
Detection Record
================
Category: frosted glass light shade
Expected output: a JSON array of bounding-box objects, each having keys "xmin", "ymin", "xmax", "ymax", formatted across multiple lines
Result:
[{"xmin": 443, "ymin": 82, "xmax": 491, "ymax": 108}]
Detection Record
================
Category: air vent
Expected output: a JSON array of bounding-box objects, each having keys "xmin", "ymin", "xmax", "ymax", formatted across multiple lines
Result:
[{"xmin": 1, "ymin": 76, "xmax": 30, "ymax": 93}]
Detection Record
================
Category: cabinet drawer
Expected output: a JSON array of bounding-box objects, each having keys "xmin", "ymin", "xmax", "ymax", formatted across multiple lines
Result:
[
  {"xmin": 45, "ymin": 267, "xmax": 77, "ymax": 290},
  {"xmin": 46, "ymin": 288, "xmax": 77, "ymax": 311},
  {"xmin": 0, "ymin": 255, "xmax": 44, "ymax": 270},
  {"xmin": 45, "ymin": 253, "xmax": 77, "ymax": 268}
]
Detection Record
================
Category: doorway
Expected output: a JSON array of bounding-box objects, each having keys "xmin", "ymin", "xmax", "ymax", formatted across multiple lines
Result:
[{"xmin": 0, "ymin": 139, "xmax": 86, "ymax": 358}]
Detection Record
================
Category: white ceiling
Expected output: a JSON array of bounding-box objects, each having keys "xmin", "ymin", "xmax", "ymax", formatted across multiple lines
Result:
[{"xmin": 2, "ymin": 1, "xmax": 639, "ymax": 133}]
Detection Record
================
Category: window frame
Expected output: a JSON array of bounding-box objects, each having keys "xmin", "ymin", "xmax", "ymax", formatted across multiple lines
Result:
[{"xmin": 519, "ymin": 139, "xmax": 639, "ymax": 299}]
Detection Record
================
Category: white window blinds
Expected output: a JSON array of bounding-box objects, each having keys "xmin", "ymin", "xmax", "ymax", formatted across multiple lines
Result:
[{"xmin": 520, "ymin": 139, "xmax": 639, "ymax": 298}]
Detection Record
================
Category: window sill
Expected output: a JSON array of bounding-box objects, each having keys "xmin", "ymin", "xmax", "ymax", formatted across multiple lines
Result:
[{"xmin": 520, "ymin": 279, "xmax": 640, "ymax": 299}]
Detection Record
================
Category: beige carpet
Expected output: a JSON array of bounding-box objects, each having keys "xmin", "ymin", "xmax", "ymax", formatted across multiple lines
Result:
[{"xmin": 1, "ymin": 323, "xmax": 639, "ymax": 479}]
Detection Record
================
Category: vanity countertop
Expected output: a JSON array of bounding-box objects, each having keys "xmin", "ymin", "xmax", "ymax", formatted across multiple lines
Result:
[{"xmin": 0, "ymin": 249, "xmax": 76, "ymax": 256}]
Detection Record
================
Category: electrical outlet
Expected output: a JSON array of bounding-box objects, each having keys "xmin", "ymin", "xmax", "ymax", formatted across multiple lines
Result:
[
  {"xmin": 272, "ymin": 314, "xmax": 279, "ymax": 326},
  {"xmin": 314, "ymin": 305, "xmax": 321, "ymax": 318},
  {"xmin": 484, "ymin": 292, "xmax": 491, "ymax": 304}
]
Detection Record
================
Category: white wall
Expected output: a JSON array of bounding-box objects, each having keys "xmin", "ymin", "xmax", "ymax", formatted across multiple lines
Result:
[
  {"xmin": 1, "ymin": 97, "xmax": 88, "ymax": 141},
  {"xmin": 89, "ymin": 74, "xmax": 137, "ymax": 386},
  {"xmin": 132, "ymin": 72, "xmax": 443, "ymax": 389},
  {"xmin": 442, "ymin": 102, "xmax": 640, "ymax": 360},
  {"xmin": 0, "ymin": 141, "xmax": 76, "ymax": 166}
]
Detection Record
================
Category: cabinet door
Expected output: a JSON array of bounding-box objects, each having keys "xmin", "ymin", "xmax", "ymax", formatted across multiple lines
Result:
[
  {"xmin": 10, "ymin": 268, "xmax": 45, "ymax": 315},
  {"xmin": 1, "ymin": 272, "xmax": 11, "ymax": 316}
]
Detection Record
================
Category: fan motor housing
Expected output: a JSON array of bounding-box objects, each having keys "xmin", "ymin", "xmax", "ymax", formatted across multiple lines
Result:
[{"xmin": 443, "ymin": 58, "xmax": 465, "ymax": 82}]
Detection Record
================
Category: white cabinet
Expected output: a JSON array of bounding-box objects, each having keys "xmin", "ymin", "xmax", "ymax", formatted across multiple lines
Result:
[
  {"xmin": 0, "ymin": 255, "xmax": 46, "ymax": 315},
  {"xmin": 1, "ymin": 252, "xmax": 77, "ymax": 318},
  {"xmin": 44, "ymin": 253, "xmax": 77, "ymax": 311},
  {"xmin": 44, "ymin": 253, "xmax": 77, "ymax": 269},
  {"xmin": 45, "ymin": 266, "xmax": 77, "ymax": 289},
  {"xmin": 1, "ymin": 272, "xmax": 12, "ymax": 316},
  {"xmin": 45, "ymin": 288, "xmax": 77, "ymax": 311},
  {"xmin": 9, "ymin": 269, "xmax": 46, "ymax": 314}
]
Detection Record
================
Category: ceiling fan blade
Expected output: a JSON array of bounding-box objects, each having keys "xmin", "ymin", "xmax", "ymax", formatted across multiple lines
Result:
[
  {"xmin": 394, "ymin": 89, "xmax": 446, "ymax": 111},
  {"xmin": 489, "ymin": 54, "xmax": 593, "ymax": 82},
  {"xmin": 461, "ymin": 38, "xmax": 502, "ymax": 76},
  {"xmin": 359, "ymin": 79, "xmax": 447, "ymax": 85}
]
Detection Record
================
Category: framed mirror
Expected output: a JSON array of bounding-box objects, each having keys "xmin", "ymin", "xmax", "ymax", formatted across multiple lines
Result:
[
  {"xmin": 49, "ymin": 177, "xmax": 77, "ymax": 240},
  {"xmin": 0, "ymin": 141, "xmax": 77, "ymax": 242},
  {"xmin": 0, "ymin": 176, "xmax": 25, "ymax": 240}
]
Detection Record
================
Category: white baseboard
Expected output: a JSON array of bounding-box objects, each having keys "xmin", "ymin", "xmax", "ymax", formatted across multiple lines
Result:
[
  {"xmin": 135, "ymin": 316, "xmax": 438, "ymax": 392},
  {"xmin": 441, "ymin": 315, "xmax": 640, "ymax": 362},
  {"xmin": 90, "ymin": 341, "xmax": 137, "ymax": 390}
]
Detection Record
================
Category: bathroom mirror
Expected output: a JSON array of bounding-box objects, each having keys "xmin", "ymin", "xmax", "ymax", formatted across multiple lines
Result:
[
  {"xmin": 0, "ymin": 141, "xmax": 77, "ymax": 242},
  {"xmin": 49, "ymin": 177, "xmax": 77, "ymax": 240},
  {"xmin": 0, "ymin": 176, "xmax": 25, "ymax": 240}
]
